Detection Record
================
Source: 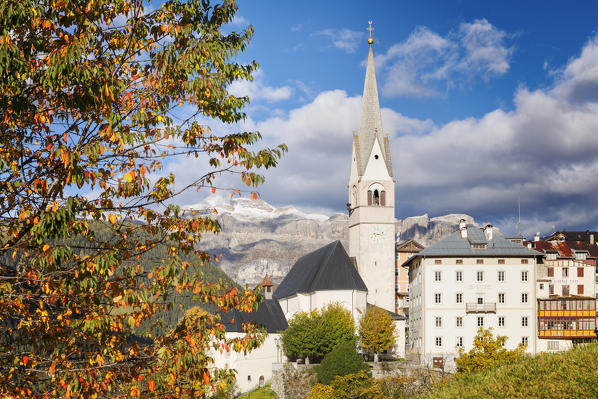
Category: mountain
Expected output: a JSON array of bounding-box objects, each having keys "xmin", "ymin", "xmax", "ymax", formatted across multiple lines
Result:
[{"xmin": 183, "ymin": 195, "xmax": 478, "ymax": 286}]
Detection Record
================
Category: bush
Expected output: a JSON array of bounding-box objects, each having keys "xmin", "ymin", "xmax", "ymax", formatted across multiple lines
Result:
[
  {"xmin": 282, "ymin": 303, "xmax": 355, "ymax": 362},
  {"xmin": 455, "ymin": 328, "xmax": 525, "ymax": 373},
  {"xmin": 316, "ymin": 341, "xmax": 369, "ymax": 385}
]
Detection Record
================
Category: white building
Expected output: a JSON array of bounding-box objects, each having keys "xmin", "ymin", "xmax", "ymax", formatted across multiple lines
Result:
[{"xmin": 405, "ymin": 222, "xmax": 542, "ymax": 369}]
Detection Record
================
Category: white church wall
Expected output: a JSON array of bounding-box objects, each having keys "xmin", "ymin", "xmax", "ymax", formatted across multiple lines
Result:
[
  {"xmin": 278, "ymin": 290, "xmax": 368, "ymax": 324},
  {"xmin": 211, "ymin": 333, "xmax": 284, "ymax": 394}
]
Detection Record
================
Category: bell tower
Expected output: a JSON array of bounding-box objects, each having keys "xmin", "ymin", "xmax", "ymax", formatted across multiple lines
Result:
[{"xmin": 348, "ymin": 22, "xmax": 396, "ymax": 312}]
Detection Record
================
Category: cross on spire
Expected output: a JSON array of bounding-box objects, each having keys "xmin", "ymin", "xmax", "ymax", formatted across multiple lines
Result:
[{"xmin": 366, "ymin": 21, "xmax": 374, "ymax": 45}]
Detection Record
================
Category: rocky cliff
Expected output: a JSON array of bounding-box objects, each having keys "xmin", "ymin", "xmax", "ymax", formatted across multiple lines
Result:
[{"xmin": 184, "ymin": 195, "xmax": 478, "ymax": 286}]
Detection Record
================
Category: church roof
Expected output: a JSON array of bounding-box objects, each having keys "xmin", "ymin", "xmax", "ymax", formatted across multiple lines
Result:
[
  {"xmin": 218, "ymin": 298, "xmax": 288, "ymax": 333},
  {"xmin": 274, "ymin": 240, "xmax": 368, "ymax": 299},
  {"xmin": 355, "ymin": 43, "xmax": 393, "ymax": 178},
  {"xmin": 260, "ymin": 273, "xmax": 275, "ymax": 287},
  {"xmin": 366, "ymin": 303, "xmax": 407, "ymax": 321}
]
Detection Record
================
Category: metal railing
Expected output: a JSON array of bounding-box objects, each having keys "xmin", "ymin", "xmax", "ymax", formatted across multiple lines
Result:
[{"xmin": 466, "ymin": 302, "xmax": 497, "ymax": 313}]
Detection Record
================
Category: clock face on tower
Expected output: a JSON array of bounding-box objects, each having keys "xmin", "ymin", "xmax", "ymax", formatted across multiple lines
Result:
[{"xmin": 369, "ymin": 226, "xmax": 385, "ymax": 243}]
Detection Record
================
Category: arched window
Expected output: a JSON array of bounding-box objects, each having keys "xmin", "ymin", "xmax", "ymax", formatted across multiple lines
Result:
[
  {"xmin": 373, "ymin": 190, "xmax": 380, "ymax": 206},
  {"xmin": 368, "ymin": 184, "xmax": 386, "ymax": 207},
  {"xmin": 367, "ymin": 190, "xmax": 372, "ymax": 206},
  {"xmin": 380, "ymin": 190, "xmax": 386, "ymax": 206}
]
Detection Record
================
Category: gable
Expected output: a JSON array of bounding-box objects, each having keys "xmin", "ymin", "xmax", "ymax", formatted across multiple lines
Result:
[{"xmin": 362, "ymin": 137, "xmax": 392, "ymax": 181}]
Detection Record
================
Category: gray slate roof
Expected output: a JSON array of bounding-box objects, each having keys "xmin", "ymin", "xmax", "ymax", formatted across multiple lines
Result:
[
  {"xmin": 274, "ymin": 240, "xmax": 368, "ymax": 299},
  {"xmin": 218, "ymin": 298, "xmax": 288, "ymax": 333},
  {"xmin": 403, "ymin": 227, "xmax": 542, "ymax": 266},
  {"xmin": 366, "ymin": 303, "xmax": 407, "ymax": 321}
]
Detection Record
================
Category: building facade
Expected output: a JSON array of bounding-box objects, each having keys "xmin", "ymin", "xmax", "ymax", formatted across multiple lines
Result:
[
  {"xmin": 395, "ymin": 240, "xmax": 424, "ymax": 315},
  {"xmin": 405, "ymin": 222, "xmax": 542, "ymax": 368}
]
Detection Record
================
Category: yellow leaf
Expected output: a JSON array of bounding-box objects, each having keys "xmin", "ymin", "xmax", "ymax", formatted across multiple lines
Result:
[
  {"xmin": 43, "ymin": 244, "xmax": 50, "ymax": 252},
  {"xmin": 108, "ymin": 214, "xmax": 117, "ymax": 224}
]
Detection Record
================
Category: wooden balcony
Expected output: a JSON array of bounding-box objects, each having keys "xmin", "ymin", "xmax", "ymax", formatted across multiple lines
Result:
[{"xmin": 466, "ymin": 302, "xmax": 497, "ymax": 313}]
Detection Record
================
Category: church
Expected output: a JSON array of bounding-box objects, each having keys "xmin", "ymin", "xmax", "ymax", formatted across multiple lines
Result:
[{"xmin": 212, "ymin": 28, "xmax": 405, "ymax": 393}]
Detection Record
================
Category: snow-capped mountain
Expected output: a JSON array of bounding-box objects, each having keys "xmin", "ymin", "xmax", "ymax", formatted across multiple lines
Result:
[{"xmin": 183, "ymin": 194, "xmax": 478, "ymax": 286}]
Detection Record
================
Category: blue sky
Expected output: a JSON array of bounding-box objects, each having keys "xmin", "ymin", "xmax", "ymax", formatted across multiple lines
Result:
[{"xmin": 166, "ymin": 1, "xmax": 598, "ymax": 237}]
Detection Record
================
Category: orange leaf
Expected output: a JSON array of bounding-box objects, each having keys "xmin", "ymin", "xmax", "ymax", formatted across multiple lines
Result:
[
  {"xmin": 108, "ymin": 214, "xmax": 117, "ymax": 224},
  {"xmin": 202, "ymin": 371, "xmax": 210, "ymax": 385},
  {"xmin": 23, "ymin": 356, "xmax": 29, "ymax": 365},
  {"xmin": 148, "ymin": 380, "xmax": 155, "ymax": 393},
  {"xmin": 211, "ymin": 187, "xmax": 216, "ymax": 194}
]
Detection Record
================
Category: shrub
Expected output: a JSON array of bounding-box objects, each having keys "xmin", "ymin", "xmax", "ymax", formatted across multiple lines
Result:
[
  {"xmin": 455, "ymin": 327, "xmax": 525, "ymax": 373},
  {"xmin": 316, "ymin": 341, "xmax": 369, "ymax": 385}
]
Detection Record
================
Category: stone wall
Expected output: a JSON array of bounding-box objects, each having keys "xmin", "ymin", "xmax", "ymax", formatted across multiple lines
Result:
[{"xmin": 271, "ymin": 363, "xmax": 317, "ymax": 399}]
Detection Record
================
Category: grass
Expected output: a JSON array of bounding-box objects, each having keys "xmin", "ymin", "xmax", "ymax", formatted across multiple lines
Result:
[
  {"xmin": 420, "ymin": 342, "xmax": 598, "ymax": 399},
  {"xmin": 236, "ymin": 384, "xmax": 278, "ymax": 399}
]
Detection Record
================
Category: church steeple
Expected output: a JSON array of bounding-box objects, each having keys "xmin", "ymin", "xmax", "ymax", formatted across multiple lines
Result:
[{"xmin": 356, "ymin": 24, "xmax": 393, "ymax": 178}]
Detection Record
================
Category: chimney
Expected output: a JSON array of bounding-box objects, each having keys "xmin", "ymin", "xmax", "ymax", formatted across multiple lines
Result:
[
  {"xmin": 534, "ymin": 232, "xmax": 540, "ymax": 242},
  {"xmin": 459, "ymin": 219, "xmax": 467, "ymax": 238},
  {"xmin": 591, "ymin": 234, "xmax": 595, "ymax": 245},
  {"xmin": 527, "ymin": 242, "xmax": 532, "ymax": 249},
  {"xmin": 484, "ymin": 224, "xmax": 493, "ymax": 241}
]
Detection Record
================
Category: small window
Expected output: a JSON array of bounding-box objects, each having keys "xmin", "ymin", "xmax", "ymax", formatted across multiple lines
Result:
[
  {"xmin": 247, "ymin": 375, "xmax": 252, "ymax": 382},
  {"xmin": 562, "ymin": 268, "xmax": 569, "ymax": 277},
  {"xmin": 477, "ymin": 317, "xmax": 484, "ymax": 327},
  {"xmin": 456, "ymin": 336, "xmax": 463, "ymax": 348},
  {"xmin": 435, "ymin": 259, "xmax": 442, "ymax": 265},
  {"xmin": 456, "ymin": 271, "xmax": 463, "ymax": 282},
  {"xmin": 456, "ymin": 259, "xmax": 463, "ymax": 265},
  {"xmin": 498, "ymin": 259, "xmax": 505, "ymax": 264},
  {"xmin": 521, "ymin": 293, "xmax": 528, "ymax": 303},
  {"xmin": 435, "ymin": 271, "xmax": 442, "ymax": 281},
  {"xmin": 435, "ymin": 317, "xmax": 442, "ymax": 328},
  {"xmin": 521, "ymin": 316, "xmax": 528, "ymax": 327},
  {"xmin": 435, "ymin": 293, "xmax": 441, "ymax": 304},
  {"xmin": 477, "ymin": 296, "xmax": 484, "ymax": 304},
  {"xmin": 577, "ymin": 285, "xmax": 584, "ymax": 295},
  {"xmin": 476, "ymin": 259, "xmax": 484, "ymax": 264},
  {"xmin": 435, "ymin": 337, "xmax": 442, "ymax": 347},
  {"xmin": 498, "ymin": 271, "xmax": 505, "ymax": 282},
  {"xmin": 521, "ymin": 259, "xmax": 528, "ymax": 264},
  {"xmin": 456, "ymin": 293, "xmax": 463, "ymax": 303},
  {"xmin": 498, "ymin": 316, "xmax": 505, "ymax": 327},
  {"xmin": 456, "ymin": 316, "xmax": 463, "ymax": 327},
  {"xmin": 521, "ymin": 271, "xmax": 528, "ymax": 282},
  {"xmin": 548, "ymin": 267, "xmax": 554, "ymax": 277},
  {"xmin": 577, "ymin": 267, "xmax": 584, "ymax": 277},
  {"xmin": 562, "ymin": 285, "xmax": 569, "ymax": 296},
  {"xmin": 547, "ymin": 341, "xmax": 559, "ymax": 350},
  {"xmin": 477, "ymin": 271, "xmax": 484, "ymax": 282},
  {"xmin": 498, "ymin": 293, "xmax": 505, "ymax": 303},
  {"xmin": 549, "ymin": 284, "xmax": 554, "ymax": 295},
  {"xmin": 521, "ymin": 337, "xmax": 528, "ymax": 347},
  {"xmin": 539, "ymin": 283, "xmax": 544, "ymax": 290}
]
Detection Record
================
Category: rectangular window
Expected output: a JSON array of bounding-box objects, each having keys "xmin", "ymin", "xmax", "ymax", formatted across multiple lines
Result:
[
  {"xmin": 477, "ymin": 296, "xmax": 484, "ymax": 305},
  {"xmin": 435, "ymin": 271, "xmax": 442, "ymax": 281},
  {"xmin": 577, "ymin": 267, "xmax": 584, "ymax": 277},
  {"xmin": 578, "ymin": 285, "xmax": 584, "ymax": 295},
  {"xmin": 498, "ymin": 271, "xmax": 505, "ymax": 282},
  {"xmin": 562, "ymin": 268, "xmax": 569, "ymax": 277},
  {"xmin": 498, "ymin": 293, "xmax": 505, "ymax": 303},
  {"xmin": 456, "ymin": 337, "xmax": 463, "ymax": 348},
  {"xmin": 456, "ymin": 293, "xmax": 463, "ymax": 303},
  {"xmin": 435, "ymin": 293, "xmax": 441, "ymax": 304},
  {"xmin": 456, "ymin": 271, "xmax": 463, "ymax": 282},
  {"xmin": 521, "ymin": 293, "xmax": 528, "ymax": 303},
  {"xmin": 539, "ymin": 283, "xmax": 544, "ymax": 290},
  {"xmin": 548, "ymin": 267, "xmax": 554, "ymax": 277},
  {"xmin": 367, "ymin": 190, "xmax": 372, "ymax": 206},
  {"xmin": 521, "ymin": 259, "xmax": 529, "ymax": 264},
  {"xmin": 456, "ymin": 316, "xmax": 463, "ymax": 327},
  {"xmin": 521, "ymin": 271, "xmax": 528, "ymax": 282},
  {"xmin": 522, "ymin": 337, "xmax": 528, "ymax": 347},
  {"xmin": 521, "ymin": 316, "xmax": 528, "ymax": 327},
  {"xmin": 498, "ymin": 259, "xmax": 505, "ymax": 264},
  {"xmin": 477, "ymin": 271, "xmax": 484, "ymax": 281},
  {"xmin": 549, "ymin": 284, "xmax": 554, "ymax": 295},
  {"xmin": 476, "ymin": 259, "xmax": 484, "ymax": 264},
  {"xmin": 435, "ymin": 337, "xmax": 442, "ymax": 347},
  {"xmin": 435, "ymin": 259, "xmax": 442, "ymax": 265},
  {"xmin": 456, "ymin": 259, "xmax": 463, "ymax": 265},
  {"xmin": 562, "ymin": 285, "xmax": 569, "ymax": 296},
  {"xmin": 435, "ymin": 317, "xmax": 442, "ymax": 328},
  {"xmin": 498, "ymin": 316, "xmax": 505, "ymax": 327},
  {"xmin": 547, "ymin": 341, "xmax": 559, "ymax": 350},
  {"xmin": 477, "ymin": 317, "xmax": 484, "ymax": 327}
]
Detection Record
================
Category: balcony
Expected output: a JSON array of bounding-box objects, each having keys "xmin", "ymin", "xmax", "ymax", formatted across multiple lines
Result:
[{"xmin": 466, "ymin": 302, "xmax": 496, "ymax": 313}]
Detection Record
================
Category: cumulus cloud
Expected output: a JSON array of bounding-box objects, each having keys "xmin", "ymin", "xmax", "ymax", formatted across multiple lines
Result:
[
  {"xmin": 316, "ymin": 28, "xmax": 364, "ymax": 53},
  {"xmin": 379, "ymin": 19, "xmax": 513, "ymax": 98},
  {"xmin": 169, "ymin": 32, "xmax": 598, "ymax": 237},
  {"xmin": 228, "ymin": 70, "xmax": 292, "ymax": 103}
]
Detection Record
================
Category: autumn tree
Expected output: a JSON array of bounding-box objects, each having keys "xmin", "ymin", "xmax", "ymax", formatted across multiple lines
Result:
[
  {"xmin": 358, "ymin": 306, "xmax": 396, "ymax": 362},
  {"xmin": 0, "ymin": 0, "xmax": 286, "ymax": 397},
  {"xmin": 455, "ymin": 328, "xmax": 526, "ymax": 374}
]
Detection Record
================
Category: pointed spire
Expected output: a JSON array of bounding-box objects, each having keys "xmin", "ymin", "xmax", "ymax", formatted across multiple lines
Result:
[{"xmin": 357, "ymin": 30, "xmax": 393, "ymax": 177}]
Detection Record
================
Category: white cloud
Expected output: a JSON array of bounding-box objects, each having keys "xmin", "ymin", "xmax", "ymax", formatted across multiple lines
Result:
[
  {"xmin": 290, "ymin": 24, "xmax": 303, "ymax": 32},
  {"xmin": 228, "ymin": 70, "xmax": 292, "ymax": 103},
  {"xmin": 316, "ymin": 28, "xmax": 364, "ymax": 53},
  {"xmin": 379, "ymin": 19, "xmax": 513, "ymax": 98},
  {"xmin": 229, "ymin": 15, "xmax": 248, "ymax": 27}
]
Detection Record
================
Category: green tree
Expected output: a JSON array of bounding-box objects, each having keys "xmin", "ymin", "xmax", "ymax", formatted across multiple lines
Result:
[
  {"xmin": 358, "ymin": 306, "xmax": 396, "ymax": 362},
  {"xmin": 455, "ymin": 328, "xmax": 526, "ymax": 374},
  {"xmin": 316, "ymin": 341, "xmax": 370, "ymax": 385},
  {"xmin": 0, "ymin": 0, "xmax": 286, "ymax": 397},
  {"xmin": 282, "ymin": 303, "xmax": 355, "ymax": 363}
]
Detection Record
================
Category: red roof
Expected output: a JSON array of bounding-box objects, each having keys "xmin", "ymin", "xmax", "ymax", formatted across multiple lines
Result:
[
  {"xmin": 554, "ymin": 242, "xmax": 574, "ymax": 257},
  {"xmin": 533, "ymin": 241, "xmax": 556, "ymax": 253},
  {"xmin": 260, "ymin": 273, "xmax": 275, "ymax": 287}
]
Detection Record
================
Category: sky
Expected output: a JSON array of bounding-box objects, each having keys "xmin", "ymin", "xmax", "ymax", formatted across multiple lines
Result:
[{"xmin": 166, "ymin": 0, "xmax": 598, "ymax": 237}]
